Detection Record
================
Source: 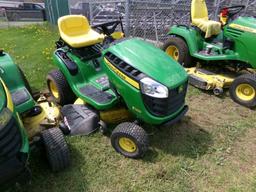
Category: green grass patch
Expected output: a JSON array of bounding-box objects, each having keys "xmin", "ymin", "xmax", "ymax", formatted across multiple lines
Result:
[{"xmin": 0, "ymin": 24, "xmax": 58, "ymax": 89}]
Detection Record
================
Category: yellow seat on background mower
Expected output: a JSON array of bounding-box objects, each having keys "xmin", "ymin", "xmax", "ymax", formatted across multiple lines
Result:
[
  {"xmin": 191, "ymin": 0, "xmax": 221, "ymax": 38},
  {"xmin": 58, "ymin": 15, "xmax": 104, "ymax": 48}
]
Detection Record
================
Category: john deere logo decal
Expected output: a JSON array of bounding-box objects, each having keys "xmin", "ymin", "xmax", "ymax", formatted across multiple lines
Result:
[
  {"xmin": 229, "ymin": 23, "xmax": 256, "ymax": 34},
  {"xmin": 104, "ymin": 57, "xmax": 140, "ymax": 89}
]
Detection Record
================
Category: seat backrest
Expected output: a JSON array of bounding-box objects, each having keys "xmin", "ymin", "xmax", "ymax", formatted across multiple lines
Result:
[
  {"xmin": 58, "ymin": 15, "xmax": 90, "ymax": 37},
  {"xmin": 191, "ymin": 0, "xmax": 209, "ymax": 21}
]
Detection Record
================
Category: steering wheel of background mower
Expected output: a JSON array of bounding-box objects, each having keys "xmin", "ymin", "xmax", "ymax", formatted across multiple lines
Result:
[
  {"xmin": 92, "ymin": 20, "xmax": 124, "ymax": 36},
  {"xmin": 220, "ymin": 5, "xmax": 245, "ymax": 19}
]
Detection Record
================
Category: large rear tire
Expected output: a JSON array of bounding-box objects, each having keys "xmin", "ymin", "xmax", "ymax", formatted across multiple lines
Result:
[
  {"xmin": 41, "ymin": 128, "xmax": 70, "ymax": 172},
  {"xmin": 229, "ymin": 74, "xmax": 256, "ymax": 108},
  {"xmin": 46, "ymin": 69, "xmax": 75, "ymax": 105},
  {"xmin": 161, "ymin": 37, "xmax": 192, "ymax": 67},
  {"xmin": 111, "ymin": 122, "xmax": 149, "ymax": 159}
]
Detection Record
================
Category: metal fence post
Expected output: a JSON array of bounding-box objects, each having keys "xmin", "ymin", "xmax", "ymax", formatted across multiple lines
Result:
[
  {"xmin": 243, "ymin": 0, "xmax": 250, "ymax": 15},
  {"xmin": 153, "ymin": 11, "xmax": 158, "ymax": 43},
  {"xmin": 89, "ymin": 2, "xmax": 93, "ymax": 23},
  {"xmin": 125, "ymin": 0, "xmax": 131, "ymax": 37},
  {"xmin": 214, "ymin": 0, "xmax": 220, "ymax": 20}
]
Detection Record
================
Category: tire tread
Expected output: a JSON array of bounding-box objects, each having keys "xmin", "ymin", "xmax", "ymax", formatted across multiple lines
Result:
[{"xmin": 41, "ymin": 128, "xmax": 70, "ymax": 172}]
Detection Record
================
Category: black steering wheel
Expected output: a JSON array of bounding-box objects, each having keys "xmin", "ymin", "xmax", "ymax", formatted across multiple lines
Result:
[
  {"xmin": 92, "ymin": 19, "xmax": 124, "ymax": 36},
  {"xmin": 221, "ymin": 5, "xmax": 245, "ymax": 18}
]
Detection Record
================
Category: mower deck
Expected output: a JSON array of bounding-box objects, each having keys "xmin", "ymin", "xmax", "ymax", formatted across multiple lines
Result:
[
  {"xmin": 186, "ymin": 67, "xmax": 234, "ymax": 95},
  {"xmin": 22, "ymin": 94, "xmax": 60, "ymax": 139}
]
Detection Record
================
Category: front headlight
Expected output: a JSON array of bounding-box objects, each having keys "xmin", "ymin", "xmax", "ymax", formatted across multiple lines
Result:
[{"xmin": 140, "ymin": 77, "xmax": 168, "ymax": 98}]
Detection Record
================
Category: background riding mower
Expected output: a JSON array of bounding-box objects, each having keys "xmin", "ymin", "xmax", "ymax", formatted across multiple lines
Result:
[
  {"xmin": 46, "ymin": 15, "xmax": 189, "ymax": 159},
  {"xmin": 162, "ymin": 0, "xmax": 256, "ymax": 108},
  {"xmin": 0, "ymin": 50, "xmax": 70, "ymax": 191}
]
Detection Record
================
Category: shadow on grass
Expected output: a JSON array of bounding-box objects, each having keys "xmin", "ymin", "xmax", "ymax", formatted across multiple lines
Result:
[
  {"xmin": 144, "ymin": 116, "xmax": 213, "ymax": 162},
  {"xmin": 14, "ymin": 143, "xmax": 88, "ymax": 192}
]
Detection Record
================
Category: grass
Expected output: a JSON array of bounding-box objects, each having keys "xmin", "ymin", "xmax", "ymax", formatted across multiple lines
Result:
[{"xmin": 1, "ymin": 24, "xmax": 256, "ymax": 192}]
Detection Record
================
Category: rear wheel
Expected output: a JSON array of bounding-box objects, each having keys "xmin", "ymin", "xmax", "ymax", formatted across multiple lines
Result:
[
  {"xmin": 111, "ymin": 122, "xmax": 149, "ymax": 159},
  {"xmin": 161, "ymin": 37, "xmax": 192, "ymax": 67},
  {"xmin": 47, "ymin": 69, "xmax": 75, "ymax": 105},
  {"xmin": 229, "ymin": 74, "xmax": 256, "ymax": 108},
  {"xmin": 41, "ymin": 128, "xmax": 70, "ymax": 172}
]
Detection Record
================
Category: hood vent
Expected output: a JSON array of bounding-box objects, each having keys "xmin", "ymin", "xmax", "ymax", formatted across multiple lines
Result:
[
  {"xmin": 226, "ymin": 27, "xmax": 244, "ymax": 38},
  {"xmin": 105, "ymin": 52, "xmax": 146, "ymax": 81}
]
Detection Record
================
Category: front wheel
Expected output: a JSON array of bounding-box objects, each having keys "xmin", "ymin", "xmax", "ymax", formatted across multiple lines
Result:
[
  {"xmin": 41, "ymin": 128, "xmax": 70, "ymax": 172},
  {"xmin": 161, "ymin": 37, "xmax": 192, "ymax": 68},
  {"xmin": 111, "ymin": 122, "xmax": 149, "ymax": 159},
  {"xmin": 229, "ymin": 74, "xmax": 256, "ymax": 108}
]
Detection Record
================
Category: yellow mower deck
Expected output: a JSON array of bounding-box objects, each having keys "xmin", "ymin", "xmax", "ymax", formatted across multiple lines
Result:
[
  {"xmin": 74, "ymin": 98, "xmax": 132, "ymax": 124},
  {"xmin": 23, "ymin": 95, "xmax": 60, "ymax": 139},
  {"xmin": 186, "ymin": 67, "xmax": 235, "ymax": 95}
]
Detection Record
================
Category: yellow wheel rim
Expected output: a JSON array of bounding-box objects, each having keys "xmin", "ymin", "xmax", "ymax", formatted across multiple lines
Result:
[
  {"xmin": 165, "ymin": 45, "xmax": 179, "ymax": 61},
  {"xmin": 49, "ymin": 81, "xmax": 59, "ymax": 99},
  {"xmin": 235, "ymin": 84, "xmax": 256, "ymax": 101},
  {"xmin": 119, "ymin": 137, "xmax": 137, "ymax": 153}
]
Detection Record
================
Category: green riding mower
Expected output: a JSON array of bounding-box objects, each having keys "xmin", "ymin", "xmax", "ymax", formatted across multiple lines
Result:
[
  {"xmin": 0, "ymin": 51, "xmax": 70, "ymax": 190},
  {"xmin": 162, "ymin": 0, "xmax": 256, "ymax": 108},
  {"xmin": 46, "ymin": 15, "xmax": 189, "ymax": 159}
]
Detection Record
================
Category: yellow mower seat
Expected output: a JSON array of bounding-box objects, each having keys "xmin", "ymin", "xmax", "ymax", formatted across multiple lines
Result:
[
  {"xmin": 58, "ymin": 15, "xmax": 104, "ymax": 48},
  {"xmin": 191, "ymin": 0, "xmax": 221, "ymax": 38}
]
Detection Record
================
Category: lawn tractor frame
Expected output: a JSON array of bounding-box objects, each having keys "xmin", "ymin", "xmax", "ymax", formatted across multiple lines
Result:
[{"xmin": 46, "ymin": 15, "xmax": 189, "ymax": 159}]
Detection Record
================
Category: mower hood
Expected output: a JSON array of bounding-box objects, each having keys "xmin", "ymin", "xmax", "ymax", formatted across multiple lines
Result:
[
  {"xmin": 230, "ymin": 17, "xmax": 256, "ymax": 30},
  {"xmin": 103, "ymin": 38, "xmax": 188, "ymax": 88}
]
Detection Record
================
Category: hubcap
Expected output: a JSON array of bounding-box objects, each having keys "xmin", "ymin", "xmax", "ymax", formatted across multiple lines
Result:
[
  {"xmin": 49, "ymin": 81, "xmax": 59, "ymax": 99},
  {"xmin": 235, "ymin": 84, "xmax": 256, "ymax": 101},
  {"xmin": 119, "ymin": 137, "xmax": 137, "ymax": 153},
  {"xmin": 165, "ymin": 45, "xmax": 179, "ymax": 61}
]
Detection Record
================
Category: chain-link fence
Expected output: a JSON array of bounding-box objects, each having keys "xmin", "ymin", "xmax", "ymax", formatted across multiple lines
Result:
[
  {"xmin": 0, "ymin": 7, "xmax": 9, "ymax": 28},
  {"xmin": 69, "ymin": 0, "xmax": 256, "ymax": 43},
  {"xmin": 0, "ymin": 1, "xmax": 46, "ymax": 28}
]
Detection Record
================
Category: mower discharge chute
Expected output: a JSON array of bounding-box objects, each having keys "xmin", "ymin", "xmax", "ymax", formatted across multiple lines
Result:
[
  {"xmin": 0, "ymin": 51, "xmax": 70, "ymax": 191},
  {"xmin": 46, "ymin": 15, "xmax": 189, "ymax": 159},
  {"xmin": 162, "ymin": 0, "xmax": 256, "ymax": 108}
]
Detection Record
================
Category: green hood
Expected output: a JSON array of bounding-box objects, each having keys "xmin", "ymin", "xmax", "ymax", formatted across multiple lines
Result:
[
  {"xmin": 104, "ymin": 38, "xmax": 188, "ymax": 88},
  {"xmin": 232, "ymin": 17, "xmax": 256, "ymax": 29}
]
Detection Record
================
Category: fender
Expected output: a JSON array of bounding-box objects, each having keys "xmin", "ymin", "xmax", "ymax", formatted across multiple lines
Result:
[
  {"xmin": 167, "ymin": 25, "xmax": 203, "ymax": 55},
  {"xmin": 53, "ymin": 49, "xmax": 86, "ymax": 96},
  {"xmin": 0, "ymin": 53, "xmax": 27, "ymax": 91},
  {"xmin": 53, "ymin": 48, "xmax": 117, "ymax": 110},
  {"xmin": 0, "ymin": 52, "xmax": 35, "ymax": 113}
]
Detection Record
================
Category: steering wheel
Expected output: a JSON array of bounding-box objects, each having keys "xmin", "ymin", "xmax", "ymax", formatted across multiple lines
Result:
[
  {"xmin": 92, "ymin": 20, "xmax": 124, "ymax": 36},
  {"xmin": 220, "ymin": 5, "xmax": 245, "ymax": 19}
]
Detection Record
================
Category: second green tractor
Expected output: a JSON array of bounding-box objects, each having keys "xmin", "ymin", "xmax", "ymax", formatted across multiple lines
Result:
[{"xmin": 162, "ymin": 0, "xmax": 256, "ymax": 108}]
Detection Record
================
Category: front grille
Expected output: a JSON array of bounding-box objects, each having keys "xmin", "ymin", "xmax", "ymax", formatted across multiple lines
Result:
[
  {"xmin": 142, "ymin": 82, "xmax": 188, "ymax": 117},
  {"xmin": 0, "ymin": 113, "xmax": 22, "ymax": 163},
  {"xmin": 105, "ymin": 52, "xmax": 146, "ymax": 81}
]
